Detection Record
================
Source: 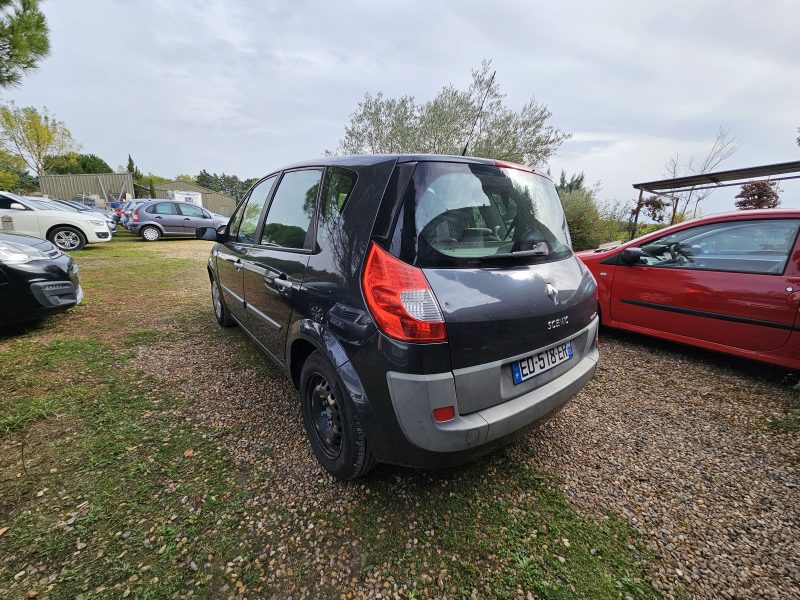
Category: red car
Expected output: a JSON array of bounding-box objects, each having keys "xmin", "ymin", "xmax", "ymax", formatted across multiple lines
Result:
[{"xmin": 577, "ymin": 209, "xmax": 800, "ymax": 371}]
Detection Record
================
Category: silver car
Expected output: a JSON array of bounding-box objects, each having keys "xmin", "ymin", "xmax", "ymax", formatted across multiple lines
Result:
[{"xmin": 128, "ymin": 200, "xmax": 229, "ymax": 241}]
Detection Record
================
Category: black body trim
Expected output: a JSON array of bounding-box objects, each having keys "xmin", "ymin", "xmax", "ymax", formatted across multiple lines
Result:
[{"xmin": 620, "ymin": 298, "xmax": 798, "ymax": 331}]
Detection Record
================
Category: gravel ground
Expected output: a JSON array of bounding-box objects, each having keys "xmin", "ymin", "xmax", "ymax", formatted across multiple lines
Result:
[
  {"xmin": 134, "ymin": 315, "xmax": 799, "ymax": 599},
  {"xmin": 527, "ymin": 332, "xmax": 799, "ymax": 599}
]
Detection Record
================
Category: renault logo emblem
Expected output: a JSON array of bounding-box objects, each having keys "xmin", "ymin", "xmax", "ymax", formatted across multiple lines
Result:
[{"xmin": 546, "ymin": 283, "xmax": 559, "ymax": 305}]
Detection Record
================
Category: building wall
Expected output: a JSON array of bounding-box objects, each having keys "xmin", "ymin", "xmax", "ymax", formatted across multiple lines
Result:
[{"xmin": 39, "ymin": 173, "xmax": 135, "ymax": 205}]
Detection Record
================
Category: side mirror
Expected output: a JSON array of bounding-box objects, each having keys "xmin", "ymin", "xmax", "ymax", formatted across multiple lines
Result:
[
  {"xmin": 196, "ymin": 226, "xmax": 222, "ymax": 242},
  {"xmin": 9, "ymin": 202, "xmax": 26, "ymax": 210},
  {"xmin": 619, "ymin": 247, "xmax": 643, "ymax": 265}
]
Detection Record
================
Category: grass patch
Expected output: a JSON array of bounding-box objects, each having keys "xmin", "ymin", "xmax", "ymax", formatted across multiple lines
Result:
[
  {"xmin": 767, "ymin": 410, "xmax": 799, "ymax": 433},
  {"xmin": 0, "ymin": 335, "xmax": 262, "ymax": 598},
  {"xmin": 343, "ymin": 458, "xmax": 657, "ymax": 599}
]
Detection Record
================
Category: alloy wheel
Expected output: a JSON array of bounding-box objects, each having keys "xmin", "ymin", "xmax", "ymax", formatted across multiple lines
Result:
[{"xmin": 54, "ymin": 230, "xmax": 80, "ymax": 250}]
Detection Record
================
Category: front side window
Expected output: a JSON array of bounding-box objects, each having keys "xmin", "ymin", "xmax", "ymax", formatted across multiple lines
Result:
[
  {"xmin": 0, "ymin": 194, "xmax": 26, "ymax": 210},
  {"xmin": 260, "ymin": 169, "xmax": 322, "ymax": 250},
  {"xmin": 639, "ymin": 219, "xmax": 799, "ymax": 274},
  {"xmin": 392, "ymin": 162, "xmax": 572, "ymax": 268},
  {"xmin": 235, "ymin": 176, "xmax": 277, "ymax": 244}
]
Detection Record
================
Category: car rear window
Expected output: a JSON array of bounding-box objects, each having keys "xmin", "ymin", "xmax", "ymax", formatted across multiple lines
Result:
[{"xmin": 388, "ymin": 161, "xmax": 572, "ymax": 268}]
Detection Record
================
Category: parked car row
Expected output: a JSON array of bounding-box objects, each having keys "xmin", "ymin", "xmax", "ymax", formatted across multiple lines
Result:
[
  {"xmin": 0, "ymin": 191, "xmax": 113, "ymax": 251},
  {"xmin": 120, "ymin": 199, "xmax": 229, "ymax": 241}
]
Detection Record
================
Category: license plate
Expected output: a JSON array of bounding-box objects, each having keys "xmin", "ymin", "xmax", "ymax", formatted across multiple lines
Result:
[{"xmin": 511, "ymin": 342, "xmax": 573, "ymax": 384}]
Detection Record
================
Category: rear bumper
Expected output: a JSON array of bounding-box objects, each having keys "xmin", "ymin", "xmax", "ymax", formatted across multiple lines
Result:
[{"xmin": 385, "ymin": 319, "xmax": 598, "ymax": 454}]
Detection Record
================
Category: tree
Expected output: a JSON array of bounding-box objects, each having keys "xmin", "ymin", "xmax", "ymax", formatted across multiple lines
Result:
[
  {"xmin": 175, "ymin": 173, "xmax": 196, "ymax": 185},
  {"xmin": 556, "ymin": 170, "xmax": 586, "ymax": 194},
  {"xmin": 331, "ymin": 60, "xmax": 570, "ymax": 166},
  {"xmin": 0, "ymin": 147, "xmax": 34, "ymax": 191},
  {"xmin": 195, "ymin": 169, "xmax": 256, "ymax": 199},
  {"xmin": 559, "ymin": 188, "xmax": 601, "ymax": 250},
  {"xmin": 0, "ymin": 103, "xmax": 79, "ymax": 176},
  {"xmin": 148, "ymin": 178, "xmax": 156, "ymax": 199},
  {"xmin": 126, "ymin": 154, "xmax": 142, "ymax": 180},
  {"xmin": 734, "ymin": 180, "xmax": 780, "ymax": 210},
  {"xmin": 45, "ymin": 152, "xmax": 112, "ymax": 174},
  {"xmin": 627, "ymin": 194, "xmax": 669, "ymax": 239},
  {"xmin": 0, "ymin": 0, "xmax": 50, "ymax": 88},
  {"xmin": 663, "ymin": 125, "xmax": 736, "ymax": 225}
]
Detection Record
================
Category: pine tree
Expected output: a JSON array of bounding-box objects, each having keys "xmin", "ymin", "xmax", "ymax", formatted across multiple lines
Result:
[
  {"xmin": 126, "ymin": 154, "xmax": 142, "ymax": 180},
  {"xmin": 0, "ymin": 0, "xmax": 50, "ymax": 88},
  {"xmin": 734, "ymin": 181, "xmax": 780, "ymax": 210}
]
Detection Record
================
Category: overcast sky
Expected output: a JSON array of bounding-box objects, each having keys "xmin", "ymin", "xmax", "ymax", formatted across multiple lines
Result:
[{"xmin": 5, "ymin": 0, "xmax": 800, "ymax": 212}]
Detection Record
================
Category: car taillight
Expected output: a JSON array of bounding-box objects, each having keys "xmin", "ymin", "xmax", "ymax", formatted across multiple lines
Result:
[
  {"xmin": 361, "ymin": 242, "xmax": 446, "ymax": 343},
  {"xmin": 132, "ymin": 210, "xmax": 139, "ymax": 222}
]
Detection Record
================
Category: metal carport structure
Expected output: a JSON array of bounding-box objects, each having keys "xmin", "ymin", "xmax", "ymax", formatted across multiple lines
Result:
[{"xmin": 628, "ymin": 160, "xmax": 800, "ymax": 236}]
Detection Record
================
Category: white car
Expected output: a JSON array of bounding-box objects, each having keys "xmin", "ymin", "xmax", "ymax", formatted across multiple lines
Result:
[{"xmin": 0, "ymin": 192, "xmax": 112, "ymax": 251}]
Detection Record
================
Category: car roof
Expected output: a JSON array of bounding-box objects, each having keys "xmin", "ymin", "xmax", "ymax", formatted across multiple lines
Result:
[
  {"xmin": 137, "ymin": 199, "xmax": 203, "ymax": 205},
  {"xmin": 272, "ymin": 153, "xmax": 548, "ymax": 175}
]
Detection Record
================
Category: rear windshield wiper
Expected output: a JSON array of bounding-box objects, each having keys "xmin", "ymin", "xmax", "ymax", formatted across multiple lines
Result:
[{"xmin": 473, "ymin": 248, "xmax": 550, "ymax": 262}]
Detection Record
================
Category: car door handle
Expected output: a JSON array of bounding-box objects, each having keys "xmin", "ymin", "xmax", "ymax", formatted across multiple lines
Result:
[
  {"xmin": 154, "ymin": 216, "xmax": 162, "ymax": 219},
  {"xmin": 183, "ymin": 217, "xmax": 191, "ymax": 220},
  {"xmin": 265, "ymin": 273, "xmax": 292, "ymax": 293}
]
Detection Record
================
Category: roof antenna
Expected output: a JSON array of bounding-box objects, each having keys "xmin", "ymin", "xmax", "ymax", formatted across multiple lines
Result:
[{"xmin": 462, "ymin": 69, "xmax": 496, "ymax": 156}]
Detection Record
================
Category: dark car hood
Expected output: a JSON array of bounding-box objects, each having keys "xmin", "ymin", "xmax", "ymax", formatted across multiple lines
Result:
[{"xmin": 0, "ymin": 230, "xmax": 53, "ymax": 250}]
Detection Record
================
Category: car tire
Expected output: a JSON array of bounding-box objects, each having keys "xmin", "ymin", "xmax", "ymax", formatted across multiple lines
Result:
[
  {"xmin": 141, "ymin": 226, "xmax": 161, "ymax": 242},
  {"xmin": 48, "ymin": 226, "xmax": 86, "ymax": 251},
  {"xmin": 211, "ymin": 279, "xmax": 233, "ymax": 327},
  {"xmin": 300, "ymin": 351, "xmax": 376, "ymax": 481}
]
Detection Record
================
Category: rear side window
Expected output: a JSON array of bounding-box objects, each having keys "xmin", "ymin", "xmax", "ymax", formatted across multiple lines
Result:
[
  {"xmin": 260, "ymin": 169, "xmax": 322, "ymax": 250},
  {"xmin": 390, "ymin": 162, "xmax": 572, "ymax": 268},
  {"xmin": 148, "ymin": 202, "xmax": 177, "ymax": 215},
  {"xmin": 316, "ymin": 167, "xmax": 358, "ymax": 246},
  {"xmin": 177, "ymin": 203, "xmax": 207, "ymax": 218}
]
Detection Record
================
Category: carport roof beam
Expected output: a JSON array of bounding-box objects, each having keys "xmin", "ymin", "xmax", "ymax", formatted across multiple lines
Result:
[{"xmin": 632, "ymin": 160, "xmax": 800, "ymax": 195}]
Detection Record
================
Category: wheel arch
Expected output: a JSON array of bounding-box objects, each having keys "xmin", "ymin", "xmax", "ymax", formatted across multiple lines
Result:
[
  {"xmin": 287, "ymin": 319, "xmax": 353, "ymax": 390},
  {"xmin": 140, "ymin": 223, "xmax": 165, "ymax": 234}
]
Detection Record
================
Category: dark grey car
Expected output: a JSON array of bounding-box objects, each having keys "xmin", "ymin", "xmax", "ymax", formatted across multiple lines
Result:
[
  {"xmin": 199, "ymin": 155, "xmax": 599, "ymax": 480},
  {"xmin": 129, "ymin": 200, "xmax": 228, "ymax": 241}
]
